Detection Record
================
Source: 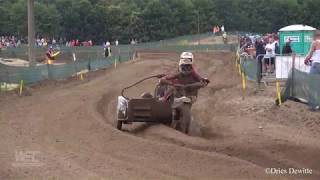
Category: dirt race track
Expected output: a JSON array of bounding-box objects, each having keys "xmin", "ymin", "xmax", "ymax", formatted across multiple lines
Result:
[{"xmin": 0, "ymin": 50, "xmax": 320, "ymax": 180}]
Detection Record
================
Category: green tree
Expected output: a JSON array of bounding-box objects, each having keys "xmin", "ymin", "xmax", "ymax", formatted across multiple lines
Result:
[{"xmin": 1, "ymin": 0, "xmax": 320, "ymax": 43}]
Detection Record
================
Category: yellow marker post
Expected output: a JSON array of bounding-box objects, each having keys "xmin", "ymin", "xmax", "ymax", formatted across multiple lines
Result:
[
  {"xmin": 19, "ymin": 80, "xmax": 24, "ymax": 96},
  {"xmin": 235, "ymin": 52, "xmax": 239, "ymax": 70},
  {"xmin": 241, "ymin": 71, "xmax": 246, "ymax": 99},
  {"xmin": 80, "ymin": 72, "xmax": 84, "ymax": 81},
  {"xmin": 238, "ymin": 63, "xmax": 242, "ymax": 76},
  {"xmin": 276, "ymin": 80, "xmax": 282, "ymax": 105},
  {"xmin": 235, "ymin": 58, "xmax": 238, "ymax": 70}
]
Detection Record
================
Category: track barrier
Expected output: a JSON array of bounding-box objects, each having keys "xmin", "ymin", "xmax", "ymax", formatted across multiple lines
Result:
[
  {"xmin": 238, "ymin": 47, "xmax": 320, "ymax": 108},
  {"xmin": 19, "ymin": 80, "xmax": 24, "ymax": 96},
  {"xmin": 0, "ymin": 34, "xmax": 238, "ymax": 93}
]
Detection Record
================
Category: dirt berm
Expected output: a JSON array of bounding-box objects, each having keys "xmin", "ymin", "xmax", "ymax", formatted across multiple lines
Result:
[{"xmin": 0, "ymin": 50, "xmax": 319, "ymax": 180}]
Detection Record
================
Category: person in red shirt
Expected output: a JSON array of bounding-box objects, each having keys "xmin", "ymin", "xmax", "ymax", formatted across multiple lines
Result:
[
  {"xmin": 159, "ymin": 52, "xmax": 209, "ymax": 133},
  {"xmin": 46, "ymin": 46, "xmax": 55, "ymax": 64}
]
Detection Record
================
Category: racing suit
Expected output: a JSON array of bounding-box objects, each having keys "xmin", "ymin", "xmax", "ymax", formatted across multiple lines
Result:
[{"xmin": 160, "ymin": 70, "xmax": 207, "ymax": 133}]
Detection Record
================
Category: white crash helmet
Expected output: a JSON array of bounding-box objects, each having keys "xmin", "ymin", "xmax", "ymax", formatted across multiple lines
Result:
[
  {"xmin": 179, "ymin": 52, "xmax": 193, "ymax": 74},
  {"xmin": 180, "ymin": 52, "xmax": 194, "ymax": 64}
]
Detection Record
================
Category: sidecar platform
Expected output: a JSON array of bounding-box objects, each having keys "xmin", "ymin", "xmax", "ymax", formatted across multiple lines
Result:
[{"xmin": 116, "ymin": 97, "xmax": 172, "ymax": 130}]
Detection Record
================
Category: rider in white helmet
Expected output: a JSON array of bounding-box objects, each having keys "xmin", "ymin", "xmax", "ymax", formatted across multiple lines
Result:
[
  {"xmin": 179, "ymin": 52, "xmax": 194, "ymax": 74},
  {"xmin": 159, "ymin": 52, "xmax": 209, "ymax": 134}
]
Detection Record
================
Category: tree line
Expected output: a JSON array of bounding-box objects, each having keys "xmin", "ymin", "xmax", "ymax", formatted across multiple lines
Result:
[{"xmin": 1, "ymin": 0, "xmax": 320, "ymax": 44}]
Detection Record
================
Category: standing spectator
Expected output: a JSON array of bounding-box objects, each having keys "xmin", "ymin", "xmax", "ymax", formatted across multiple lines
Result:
[
  {"xmin": 264, "ymin": 38, "xmax": 276, "ymax": 73},
  {"xmin": 304, "ymin": 30, "xmax": 320, "ymax": 75},
  {"xmin": 59, "ymin": 38, "xmax": 63, "ymax": 45},
  {"xmin": 304, "ymin": 30, "xmax": 320, "ymax": 110},
  {"xmin": 130, "ymin": 39, "xmax": 136, "ymax": 45},
  {"xmin": 104, "ymin": 40, "xmax": 111, "ymax": 57},
  {"xmin": 41, "ymin": 38, "xmax": 45, "ymax": 46},
  {"xmin": 282, "ymin": 39, "xmax": 293, "ymax": 55},
  {"xmin": 36, "ymin": 38, "xmax": 41, "ymax": 47},
  {"xmin": 43, "ymin": 38, "xmax": 48, "ymax": 47},
  {"xmin": 221, "ymin": 25, "xmax": 225, "ymax": 32},
  {"xmin": 105, "ymin": 41, "xmax": 111, "ymax": 47},
  {"xmin": 52, "ymin": 38, "xmax": 56, "ymax": 46},
  {"xmin": 16, "ymin": 39, "xmax": 21, "ymax": 47},
  {"xmin": 274, "ymin": 35, "xmax": 280, "ymax": 54},
  {"xmin": 213, "ymin": 26, "xmax": 219, "ymax": 34},
  {"xmin": 255, "ymin": 38, "xmax": 266, "ymax": 83},
  {"xmin": 115, "ymin": 40, "xmax": 119, "ymax": 46},
  {"xmin": 222, "ymin": 32, "xmax": 227, "ymax": 44}
]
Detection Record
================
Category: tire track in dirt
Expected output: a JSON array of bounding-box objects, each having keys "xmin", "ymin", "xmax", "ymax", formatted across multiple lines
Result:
[{"xmin": 96, "ymin": 51, "xmax": 320, "ymax": 179}]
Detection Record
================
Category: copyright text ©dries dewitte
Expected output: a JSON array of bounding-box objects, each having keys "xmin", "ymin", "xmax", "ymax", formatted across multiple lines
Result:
[{"xmin": 265, "ymin": 168, "xmax": 312, "ymax": 176}]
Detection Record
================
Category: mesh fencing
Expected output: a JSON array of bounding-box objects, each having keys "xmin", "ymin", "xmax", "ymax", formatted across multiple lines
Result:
[
  {"xmin": 0, "ymin": 56, "xmax": 116, "ymax": 84},
  {"xmin": 240, "ymin": 55, "xmax": 257, "ymax": 81},
  {"xmin": 236, "ymin": 48, "xmax": 320, "ymax": 107},
  {"xmin": 0, "ymin": 33, "xmax": 237, "ymax": 87},
  {"xmin": 280, "ymin": 68, "xmax": 320, "ymax": 107}
]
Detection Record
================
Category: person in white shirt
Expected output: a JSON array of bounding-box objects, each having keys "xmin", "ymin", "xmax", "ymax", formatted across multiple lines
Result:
[
  {"xmin": 304, "ymin": 30, "xmax": 320, "ymax": 110},
  {"xmin": 104, "ymin": 41, "xmax": 111, "ymax": 57},
  {"xmin": 105, "ymin": 41, "xmax": 111, "ymax": 47},
  {"xmin": 52, "ymin": 38, "xmax": 56, "ymax": 45},
  {"xmin": 264, "ymin": 38, "xmax": 276, "ymax": 73},
  {"xmin": 130, "ymin": 39, "xmax": 135, "ymax": 45},
  {"xmin": 305, "ymin": 30, "xmax": 320, "ymax": 75}
]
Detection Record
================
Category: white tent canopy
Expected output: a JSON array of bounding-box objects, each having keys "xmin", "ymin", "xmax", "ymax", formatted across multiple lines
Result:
[{"xmin": 279, "ymin": 24, "xmax": 316, "ymax": 32}]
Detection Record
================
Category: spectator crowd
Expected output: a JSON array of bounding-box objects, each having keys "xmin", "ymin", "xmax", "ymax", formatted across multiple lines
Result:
[
  {"xmin": 1, "ymin": 35, "xmax": 142, "ymax": 50},
  {"xmin": 0, "ymin": 36, "xmax": 22, "ymax": 48},
  {"xmin": 0, "ymin": 35, "xmax": 96, "ymax": 49},
  {"xmin": 239, "ymin": 33, "xmax": 284, "ymax": 82}
]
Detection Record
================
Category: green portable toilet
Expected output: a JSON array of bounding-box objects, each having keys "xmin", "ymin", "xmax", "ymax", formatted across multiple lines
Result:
[{"xmin": 279, "ymin": 24, "xmax": 316, "ymax": 56}]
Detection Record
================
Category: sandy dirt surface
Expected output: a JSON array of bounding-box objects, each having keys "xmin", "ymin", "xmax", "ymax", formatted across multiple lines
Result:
[{"xmin": 0, "ymin": 50, "xmax": 319, "ymax": 180}]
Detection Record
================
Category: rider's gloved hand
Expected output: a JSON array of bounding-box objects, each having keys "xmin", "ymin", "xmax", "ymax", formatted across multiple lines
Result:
[{"xmin": 203, "ymin": 78, "xmax": 210, "ymax": 85}]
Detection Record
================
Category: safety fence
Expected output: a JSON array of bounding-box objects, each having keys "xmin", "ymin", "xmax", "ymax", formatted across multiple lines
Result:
[
  {"xmin": 136, "ymin": 43, "xmax": 237, "ymax": 52},
  {"xmin": 0, "ymin": 34, "xmax": 237, "ymax": 93},
  {"xmin": 239, "ymin": 54, "xmax": 257, "ymax": 81},
  {"xmin": 0, "ymin": 31, "xmax": 242, "ymax": 60},
  {"xmin": 239, "ymin": 53, "xmax": 309, "ymax": 82},
  {"xmin": 236, "ymin": 48, "xmax": 320, "ymax": 107},
  {"xmin": 0, "ymin": 45, "xmax": 135, "ymax": 88},
  {"xmin": 0, "ymin": 56, "xmax": 116, "ymax": 85},
  {"xmin": 280, "ymin": 68, "xmax": 320, "ymax": 108},
  {"xmin": 0, "ymin": 45, "xmax": 135, "ymax": 62}
]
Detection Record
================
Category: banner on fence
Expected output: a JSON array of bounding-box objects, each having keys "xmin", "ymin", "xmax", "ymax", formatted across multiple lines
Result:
[{"xmin": 275, "ymin": 55, "xmax": 310, "ymax": 79}]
